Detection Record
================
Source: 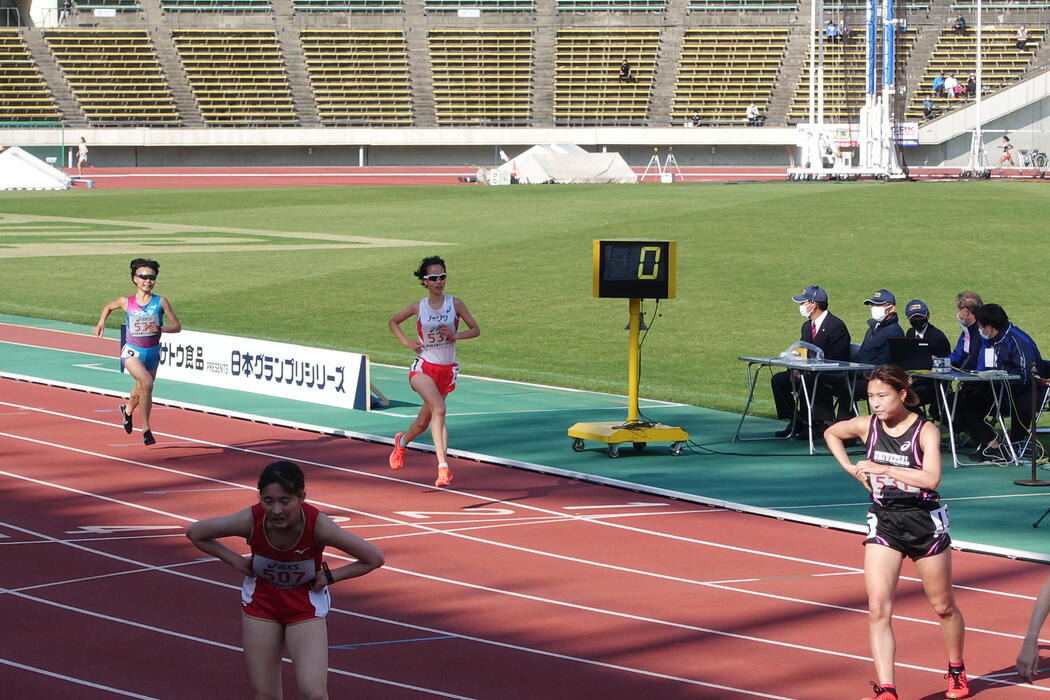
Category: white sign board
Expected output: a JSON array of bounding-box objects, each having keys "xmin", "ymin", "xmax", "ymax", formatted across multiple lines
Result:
[
  {"xmin": 131, "ymin": 329, "xmax": 371, "ymax": 411},
  {"xmin": 892, "ymin": 122, "xmax": 919, "ymax": 146},
  {"xmin": 94, "ymin": 8, "xmax": 117, "ymax": 16},
  {"xmin": 458, "ymin": 8, "xmax": 481, "ymax": 16}
]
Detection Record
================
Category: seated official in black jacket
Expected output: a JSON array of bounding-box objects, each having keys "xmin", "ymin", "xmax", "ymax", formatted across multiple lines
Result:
[
  {"xmin": 903, "ymin": 298, "xmax": 952, "ymax": 420},
  {"xmin": 771, "ymin": 285, "xmax": 852, "ymax": 438}
]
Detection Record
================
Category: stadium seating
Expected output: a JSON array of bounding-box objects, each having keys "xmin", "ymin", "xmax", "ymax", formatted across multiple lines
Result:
[
  {"xmin": 906, "ymin": 27, "xmax": 1043, "ymax": 121},
  {"xmin": 557, "ymin": 0, "xmax": 665, "ymax": 11},
  {"xmin": 788, "ymin": 29, "xmax": 916, "ymax": 124},
  {"xmin": 160, "ymin": 0, "xmax": 272, "ymax": 11},
  {"xmin": 689, "ymin": 0, "xmax": 798, "ymax": 12},
  {"xmin": 671, "ymin": 27, "xmax": 788, "ymax": 126},
  {"xmin": 73, "ymin": 0, "xmax": 140, "ymax": 11},
  {"xmin": 293, "ymin": 0, "xmax": 402, "ymax": 10},
  {"xmin": 0, "ymin": 29, "xmax": 61, "ymax": 122},
  {"xmin": 425, "ymin": 0, "xmax": 534, "ymax": 10},
  {"xmin": 300, "ymin": 29, "xmax": 412, "ymax": 126},
  {"xmin": 174, "ymin": 29, "xmax": 297, "ymax": 126},
  {"xmin": 430, "ymin": 29, "xmax": 532, "ymax": 126},
  {"xmin": 555, "ymin": 28, "xmax": 658, "ymax": 126},
  {"xmin": 45, "ymin": 29, "xmax": 180, "ymax": 126}
]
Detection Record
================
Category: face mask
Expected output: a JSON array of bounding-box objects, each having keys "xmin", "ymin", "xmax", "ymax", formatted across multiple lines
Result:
[
  {"xmin": 979, "ymin": 327, "xmax": 991, "ymax": 340},
  {"xmin": 958, "ymin": 315, "xmax": 968, "ymax": 330},
  {"xmin": 870, "ymin": 305, "xmax": 887, "ymax": 321},
  {"xmin": 909, "ymin": 317, "xmax": 927, "ymax": 330},
  {"xmin": 799, "ymin": 303, "xmax": 810, "ymax": 318}
]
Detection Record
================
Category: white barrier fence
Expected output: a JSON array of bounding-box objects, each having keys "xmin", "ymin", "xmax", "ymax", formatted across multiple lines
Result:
[{"xmin": 142, "ymin": 329, "xmax": 370, "ymax": 411}]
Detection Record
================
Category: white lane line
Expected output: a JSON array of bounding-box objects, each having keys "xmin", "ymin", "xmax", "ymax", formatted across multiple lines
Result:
[
  {"xmin": 0, "ymin": 437, "xmax": 1040, "ymax": 676},
  {"xmin": 0, "ymin": 658, "xmax": 158, "ymax": 699},
  {"xmin": 0, "ymin": 411, "xmax": 1037, "ymax": 604},
  {"xmin": 0, "ymin": 518, "xmax": 789, "ymax": 699}
]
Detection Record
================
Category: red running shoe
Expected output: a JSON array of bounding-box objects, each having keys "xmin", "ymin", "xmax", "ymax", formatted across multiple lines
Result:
[
  {"xmin": 862, "ymin": 681, "xmax": 898, "ymax": 700},
  {"xmin": 945, "ymin": 667, "xmax": 969, "ymax": 698},
  {"xmin": 435, "ymin": 465, "xmax": 453, "ymax": 487},
  {"xmin": 389, "ymin": 433, "xmax": 406, "ymax": 470}
]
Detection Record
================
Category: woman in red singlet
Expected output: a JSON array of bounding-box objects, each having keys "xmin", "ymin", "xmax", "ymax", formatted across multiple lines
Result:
[
  {"xmin": 387, "ymin": 256, "xmax": 480, "ymax": 488},
  {"xmin": 187, "ymin": 460, "xmax": 384, "ymax": 699},
  {"xmin": 826, "ymin": 364, "xmax": 968, "ymax": 700}
]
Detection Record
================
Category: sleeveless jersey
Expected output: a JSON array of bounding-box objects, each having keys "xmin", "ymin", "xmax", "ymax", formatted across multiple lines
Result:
[
  {"xmin": 865, "ymin": 415, "xmax": 940, "ymax": 507},
  {"xmin": 416, "ymin": 295, "xmax": 459, "ymax": 366},
  {"xmin": 248, "ymin": 502, "xmax": 323, "ymax": 590},
  {"xmin": 125, "ymin": 294, "xmax": 164, "ymax": 348}
]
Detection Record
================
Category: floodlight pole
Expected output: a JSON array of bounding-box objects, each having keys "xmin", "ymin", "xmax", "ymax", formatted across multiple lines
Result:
[{"xmin": 966, "ymin": 0, "xmax": 987, "ymax": 175}]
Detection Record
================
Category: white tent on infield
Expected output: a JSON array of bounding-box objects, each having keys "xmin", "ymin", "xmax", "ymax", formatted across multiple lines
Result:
[
  {"xmin": 483, "ymin": 144, "xmax": 637, "ymax": 185},
  {"xmin": 0, "ymin": 146, "xmax": 72, "ymax": 190}
]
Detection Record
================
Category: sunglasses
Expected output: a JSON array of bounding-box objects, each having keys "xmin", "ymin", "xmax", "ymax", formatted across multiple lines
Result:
[
  {"xmin": 135, "ymin": 273, "xmax": 157, "ymax": 281},
  {"xmin": 423, "ymin": 273, "xmax": 447, "ymax": 282}
]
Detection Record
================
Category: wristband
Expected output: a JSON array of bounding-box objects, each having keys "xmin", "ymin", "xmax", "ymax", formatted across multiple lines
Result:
[{"xmin": 321, "ymin": 561, "xmax": 334, "ymax": 585}]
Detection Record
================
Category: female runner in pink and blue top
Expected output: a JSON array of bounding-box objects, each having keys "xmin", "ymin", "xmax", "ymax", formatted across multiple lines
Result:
[
  {"xmin": 825, "ymin": 364, "xmax": 968, "ymax": 700},
  {"xmin": 187, "ymin": 460, "xmax": 384, "ymax": 699},
  {"xmin": 93, "ymin": 258, "xmax": 181, "ymax": 445},
  {"xmin": 387, "ymin": 255, "xmax": 480, "ymax": 487}
]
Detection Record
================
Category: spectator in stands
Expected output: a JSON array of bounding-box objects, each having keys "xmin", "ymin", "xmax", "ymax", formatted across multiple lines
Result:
[
  {"xmin": 965, "ymin": 73, "xmax": 977, "ymax": 98},
  {"xmin": 1017, "ymin": 25, "xmax": 1029, "ymax": 50},
  {"xmin": 903, "ymin": 299, "xmax": 952, "ymax": 420},
  {"xmin": 745, "ymin": 102, "xmax": 764, "ymax": 127},
  {"xmin": 955, "ymin": 304, "xmax": 1046, "ymax": 462},
  {"xmin": 840, "ymin": 21, "xmax": 851, "ymax": 43},
  {"xmin": 60, "ymin": 0, "xmax": 73, "ymax": 25},
  {"xmin": 691, "ymin": 111, "xmax": 701, "ymax": 128},
  {"xmin": 825, "ymin": 20, "xmax": 840, "ymax": 44},
  {"xmin": 999, "ymin": 135, "xmax": 1018, "ymax": 168},
  {"xmin": 943, "ymin": 72, "xmax": 959, "ymax": 99},
  {"xmin": 618, "ymin": 59, "xmax": 633, "ymax": 83},
  {"xmin": 932, "ymin": 72, "xmax": 946, "ymax": 98},
  {"xmin": 922, "ymin": 97, "xmax": 936, "ymax": 120},
  {"xmin": 770, "ymin": 285, "xmax": 852, "ymax": 439},
  {"xmin": 953, "ymin": 14, "xmax": 967, "ymax": 35}
]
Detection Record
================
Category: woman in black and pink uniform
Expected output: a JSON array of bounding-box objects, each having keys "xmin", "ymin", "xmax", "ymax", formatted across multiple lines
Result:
[
  {"xmin": 826, "ymin": 364, "xmax": 968, "ymax": 700},
  {"xmin": 387, "ymin": 255, "xmax": 480, "ymax": 488},
  {"xmin": 187, "ymin": 460, "xmax": 383, "ymax": 699}
]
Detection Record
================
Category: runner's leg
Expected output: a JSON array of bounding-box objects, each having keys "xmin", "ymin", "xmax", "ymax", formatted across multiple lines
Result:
[
  {"xmin": 285, "ymin": 618, "xmax": 329, "ymax": 700},
  {"xmin": 242, "ymin": 615, "xmax": 286, "ymax": 700},
  {"xmin": 864, "ymin": 544, "xmax": 905, "ymax": 685}
]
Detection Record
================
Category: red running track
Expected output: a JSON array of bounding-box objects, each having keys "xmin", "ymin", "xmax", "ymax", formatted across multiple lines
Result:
[{"xmin": 2, "ymin": 378, "xmax": 1050, "ymax": 699}]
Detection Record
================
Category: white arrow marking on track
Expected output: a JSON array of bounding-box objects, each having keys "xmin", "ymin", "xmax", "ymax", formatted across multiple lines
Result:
[
  {"xmin": 563, "ymin": 502, "xmax": 670, "ymax": 510},
  {"xmin": 73, "ymin": 363, "xmax": 121, "ymax": 373},
  {"xmin": 394, "ymin": 508, "xmax": 515, "ymax": 520}
]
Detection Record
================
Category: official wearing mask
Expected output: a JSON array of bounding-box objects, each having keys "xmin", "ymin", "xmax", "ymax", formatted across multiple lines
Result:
[
  {"xmin": 770, "ymin": 285, "xmax": 852, "ymax": 438},
  {"xmin": 904, "ymin": 299, "xmax": 952, "ymax": 420},
  {"xmin": 948, "ymin": 291, "xmax": 983, "ymax": 371},
  {"xmin": 851, "ymin": 289, "xmax": 905, "ymax": 401}
]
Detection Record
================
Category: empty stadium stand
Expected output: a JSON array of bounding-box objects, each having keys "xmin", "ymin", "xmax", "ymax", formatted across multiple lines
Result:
[
  {"xmin": 554, "ymin": 28, "xmax": 658, "ymax": 126},
  {"xmin": 44, "ymin": 29, "xmax": 179, "ymax": 126},
  {"xmin": 173, "ymin": 29, "xmax": 298, "ymax": 126},
  {"xmin": 672, "ymin": 27, "xmax": 788, "ymax": 126},
  {"xmin": 430, "ymin": 29, "xmax": 532, "ymax": 126},
  {"xmin": 293, "ymin": 0, "xmax": 402, "ymax": 9},
  {"xmin": 0, "ymin": 29, "xmax": 61, "ymax": 122},
  {"xmin": 300, "ymin": 29, "xmax": 413, "ymax": 127},
  {"xmin": 160, "ymin": 0, "xmax": 272, "ymax": 11},
  {"xmin": 788, "ymin": 29, "xmax": 916, "ymax": 124}
]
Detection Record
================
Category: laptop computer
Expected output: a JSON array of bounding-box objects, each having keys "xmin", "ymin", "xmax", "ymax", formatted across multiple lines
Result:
[{"xmin": 888, "ymin": 337, "xmax": 934, "ymax": 371}]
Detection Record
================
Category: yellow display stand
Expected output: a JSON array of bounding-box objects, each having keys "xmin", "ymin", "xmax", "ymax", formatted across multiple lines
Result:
[{"xmin": 568, "ymin": 241, "xmax": 688, "ymax": 458}]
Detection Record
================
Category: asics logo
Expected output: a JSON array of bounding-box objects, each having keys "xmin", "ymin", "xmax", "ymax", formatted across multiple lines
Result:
[{"xmin": 899, "ymin": 441, "xmax": 911, "ymax": 451}]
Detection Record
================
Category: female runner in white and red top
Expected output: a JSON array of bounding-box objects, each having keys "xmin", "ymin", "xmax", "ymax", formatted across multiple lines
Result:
[
  {"xmin": 187, "ymin": 460, "xmax": 384, "ymax": 699},
  {"xmin": 387, "ymin": 255, "xmax": 480, "ymax": 487}
]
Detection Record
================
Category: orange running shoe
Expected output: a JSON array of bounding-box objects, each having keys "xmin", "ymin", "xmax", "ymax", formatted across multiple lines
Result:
[
  {"xmin": 435, "ymin": 464, "xmax": 453, "ymax": 487},
  {"xmin": 945, "ymin": 667, "xmax": 969, "ymax": 698},
  {"xmin": 862, "ymin": 681, "xmax": 898, "ymax": 700},
  {"xmin": 389, "ymin": 433, "xmax": 406, "ymax": 470}
]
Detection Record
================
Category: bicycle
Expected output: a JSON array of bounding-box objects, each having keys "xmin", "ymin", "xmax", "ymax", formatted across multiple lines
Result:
[{"xmin": 1021, "ymin": 147, "xmax": 1048, "ymax": 169}]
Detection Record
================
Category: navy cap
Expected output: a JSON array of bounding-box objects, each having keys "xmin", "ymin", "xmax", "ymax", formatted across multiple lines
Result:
[
  {"xmin": 863, "ymin": 289, "xmax": 896, "ymax": 305},
  {"xmin": 792, "ymin": 285, "xmax": 828, "ymax": 303},
  {"xmin": 904, "ymin": 299, "xmax": 929, "ymax": 318}
]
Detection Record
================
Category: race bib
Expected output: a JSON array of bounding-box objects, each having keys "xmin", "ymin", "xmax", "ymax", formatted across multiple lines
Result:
[
  {"xmin": 251, "ymin": 555, "xmax": 316, "ymax": 589},
  {"xmin": 129, "ymin": 314, "xmax": 160, "ymax": 338},
  {"xmin": 983, "ymin": 347, "xmax": 996, "ymax": 368},
  {"xmin": 870, "ymin": 473, "xmax": 921, "ymax": 500}
]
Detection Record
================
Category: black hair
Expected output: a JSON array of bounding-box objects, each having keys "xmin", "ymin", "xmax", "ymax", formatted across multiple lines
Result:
[
  {"xmin": 975, "ymin": 303, "xmax": 1009, "ymax": 330},
  {"xmin": 130, "ymin": 258, "xmax": 159, "ymax": 276},
  {"xmin": 413, "ymin": 256, "xmax": 446, "ymax": 281},
  {"xmin": 1003, "ymin": 136, "xmax": 1011, "ymax": 142},
  {"xmin": 815, "ymin": 300, "xmax": 829, "ymax": 311},
  {"xmin": 257, "ymin": 460, "xmax": 305, "ymax": 497},
  {"xmin": 866, "ymin": 364, "xmax": 920, "ymax": 407}
]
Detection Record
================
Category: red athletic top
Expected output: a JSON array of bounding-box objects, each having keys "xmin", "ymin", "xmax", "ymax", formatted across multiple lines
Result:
[{"xmin": 248, "ymin": 502, "xmax": 323, "ymax": 590}]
